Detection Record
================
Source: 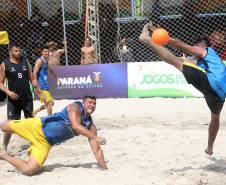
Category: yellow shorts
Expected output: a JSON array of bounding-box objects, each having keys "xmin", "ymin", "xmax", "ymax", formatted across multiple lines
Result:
[
  {"xmin": 10, "ymin": 118, "xmax": 52, "ymax": 167},
  {"xmin": 38, "ymin": 90, "xmax": 53, "ymax": 103}
]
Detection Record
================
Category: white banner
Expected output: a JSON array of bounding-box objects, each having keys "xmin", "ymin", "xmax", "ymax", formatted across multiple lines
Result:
[{"xmin": 128, "ymin": 62, "xmax": 204, "ymax": 98}]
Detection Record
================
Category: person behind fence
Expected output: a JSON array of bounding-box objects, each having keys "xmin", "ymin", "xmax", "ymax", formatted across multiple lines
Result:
[
  {"xmin": 33, "ymin": 46, "xmax": 62, "ymax": 117},
  {"xmin": 67, "ymin": 11, "xmax": 86, "ymax": 65},
  {"xmin": 0, "ymin": 94, "xmax": 107, "ymax": 175},
  {"xmin": 209, "ymin": 24, "xmax": 225, "ymax": 57},
  {"xmin": 46, "ymin": 41, "xmax": 65, "ymax": 66},
  {"xmin": 182, "ymin": 0, "xmax": 197, "ymax": 25},
  {"xmin": 220, "ymin": 35, "xmax": 226, "ymax": 61},
  {"xmin": 119, "ymin": 38, "xmax": 134, "ymax": 63},
  {"xmin": 48, "ymin": 7, "xmax": 64, "ymax": 43},
  {"xmin": 81, "ymin": 37, "xmax": 98, "ymax": 65},
  {"xmin": 0, "ymin": 44, "xmax": 46, "ymax": 152},
  {"xmin": 139, "ymin": 24, "xmax": 226, "ymax": 156},
  {"xmin": 151, "ymin": 0, "xmax": 162, "ymax": 26},
  {"xmin": 181, "ymin": 0, "xmax": 198, "ymax": 44},
  {"xmin": 100, "ymin": 4, "xmax": 118, "ymax": 63},
  {"xmin": 30, "ymin": 6, "xmax": 44, "ymax": 32},
  {"xmin": 29, "ymin": 6, "xmax": 44, "ymax": 48}
]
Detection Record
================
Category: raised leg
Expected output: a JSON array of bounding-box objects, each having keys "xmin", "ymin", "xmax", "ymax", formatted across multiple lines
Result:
[{"xmin": 139, "ymin": 24, "xmax": 184, "ymax": 72}]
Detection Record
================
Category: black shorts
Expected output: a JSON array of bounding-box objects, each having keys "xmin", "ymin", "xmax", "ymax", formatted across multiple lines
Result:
[
  {"xmin": 182, "ymin": 62, "xmax": 224, "ymax": 115},
  {"xmin": 7, "ymin": 99, "xmax": 33, "ymax": 119}
]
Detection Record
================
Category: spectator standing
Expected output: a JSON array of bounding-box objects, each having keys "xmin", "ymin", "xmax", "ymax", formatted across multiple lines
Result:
[
  {"xmin": 220, "ymin": 33, "xmax": 226, "ymax": 61},
  {"xmin": 46, "ymin": 40, "xmax": 65, "ymax": 66},
  {"xmin": 100, "ymin": 4, "xmax": 118, "ymax": 63},
  {"xmin": 119, "ymin": 38, "xmax": 134, "ymax": 63},
  {"xmin": 209, "ymin": 25, "xmax": 225, "ymax": 57},
  {"xmin": 48, "ymin": 8, "xmax": 64, "ymax": 43},
  {"xmin": 151, "ymin": 0, "xmax": 162, "ymax": 26},
  {"xmin": 67, "ymin": 11, "xmax": 86, "ymax": 65},
  {"xmin": 181, "ymin": 0, "xmax": 198, "ymax": 44},
  {"xmin": 81, "ymin": 37, "xmax": 98, "ymax": 65},
  {"xmin": 182, "ymin": 0, "xmax": 197, "ymax": 25}
]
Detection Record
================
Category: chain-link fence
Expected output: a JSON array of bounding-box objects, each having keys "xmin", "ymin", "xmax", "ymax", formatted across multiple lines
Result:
[{"xmin": 0, "ymin": 0, "xmax": 225, "ymax": 66}]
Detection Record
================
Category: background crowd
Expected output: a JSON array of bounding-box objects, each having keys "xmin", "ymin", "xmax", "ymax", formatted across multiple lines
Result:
[{"xmin": 0, "ymin": 2, "xmax": 225, "ymax": 66}]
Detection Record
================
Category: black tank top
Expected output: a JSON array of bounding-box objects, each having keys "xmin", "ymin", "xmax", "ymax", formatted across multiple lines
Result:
[{"xmin": 4, "ymin": 58, "xmax": 32, "ymax": 100}]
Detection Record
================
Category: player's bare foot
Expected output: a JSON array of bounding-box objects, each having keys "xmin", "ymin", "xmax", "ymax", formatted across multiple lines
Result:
[
  {"xmin": 205, "ymin": 147, "xmax": 213, "ymax": 155},
  {"xmin": 0, "ymin": 151, "xmax": 8, "ymax": 160},
  {"xmin": 139, "ymin": 24, "xmax": 151, "ymax": 43}
]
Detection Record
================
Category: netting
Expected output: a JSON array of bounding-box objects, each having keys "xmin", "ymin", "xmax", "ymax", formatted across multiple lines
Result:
[{"xmin": 0, "ymin": 0, "xmax": 225, "ymax": 66}]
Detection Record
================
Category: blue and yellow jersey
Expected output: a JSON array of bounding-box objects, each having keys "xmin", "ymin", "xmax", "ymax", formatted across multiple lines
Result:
[
  {"xmin": 36, "ymin": 57, "xmax": 49, "ymax": 90},
  {"xmin": 197, "ymin": 47, "xmax": 226, "ymax": 100},
  {"xmin": 41, "ymin": 101, "xmax": 93, "ymax": 146}
]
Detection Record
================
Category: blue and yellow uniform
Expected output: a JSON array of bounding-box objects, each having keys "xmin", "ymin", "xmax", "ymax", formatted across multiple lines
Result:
[
  {"xmin": 9, "ymin": 101, "xmax": 93, "ymax": 167},
  {"xmin": 183, "ymin": 47, "xmax": 226, "ymax": 114},
  {"xmin": 36, "ymin": 57, "xmax": 53, "ymax": 103}
]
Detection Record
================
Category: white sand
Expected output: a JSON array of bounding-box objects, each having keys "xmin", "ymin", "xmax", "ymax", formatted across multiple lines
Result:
[{"xmin": 1, "ymin": 97, "xmax": 226, "ymax": 185}]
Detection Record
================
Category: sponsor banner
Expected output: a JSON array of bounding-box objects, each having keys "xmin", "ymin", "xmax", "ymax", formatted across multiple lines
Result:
[
  {"xmin": 128, "ymin": 62, "xmax": 204, "ymax": 98},
  {"xmin": 35, "ymin": 63, "xmax": 128, "ymax": 100}
]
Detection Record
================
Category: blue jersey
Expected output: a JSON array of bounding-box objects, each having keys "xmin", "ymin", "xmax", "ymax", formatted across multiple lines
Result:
[
  {"xmin": 197, "ymin": 47, "xmax": 226, "ymax": 100},
  {"xmin": 41, "ymin": 101, "xmax": 93, "ymax": 146},
  {"xmin": 36, "ymin": 57, "xmax": 49, "ymax": 90}
]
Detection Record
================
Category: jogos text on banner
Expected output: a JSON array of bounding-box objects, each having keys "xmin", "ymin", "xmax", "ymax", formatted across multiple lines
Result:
[{"xmin": 127, "ymin": 62, "xmax": 204, "ymax": 98}]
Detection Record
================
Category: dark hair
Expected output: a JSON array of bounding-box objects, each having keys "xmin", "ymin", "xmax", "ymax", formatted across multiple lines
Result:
[
  {"xmin": 194, "ymin": 36, "xmax": 211, "ymax": 47},
  {"xmin": 41, "ymin": 46, "xmax": 49, "ymax": 51},
  {"xmin": 9, "ymin": 44, "xmax": 20, "ymax": 51},
  {"xmin": 83, "ymin": 94, "xmax": 96, "ymax": 102},
  {"xmin": 124, "ymin": 38, "xmax": 129, "ymax": 43},
  {"xmin": 84, "ymin": 36, "xmax": 91, "ymax": 41}
]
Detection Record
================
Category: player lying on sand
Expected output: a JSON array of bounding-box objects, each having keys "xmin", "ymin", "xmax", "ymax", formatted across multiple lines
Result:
[
  {"xmin": 139, "ymin": 24, "xmax": 226, "ymax": 155},
  {"xmin": 0, "ymin": 94, "xmax": 107, "ymax": 175}
]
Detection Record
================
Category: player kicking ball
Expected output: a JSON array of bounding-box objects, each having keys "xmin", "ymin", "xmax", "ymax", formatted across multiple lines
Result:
[{"xmin": 139, "ymin": 23, "xmax": 226, "ymax": 155}]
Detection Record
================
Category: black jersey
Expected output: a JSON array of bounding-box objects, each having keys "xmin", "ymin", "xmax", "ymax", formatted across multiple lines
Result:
[{"xmin": 4, "ymin": 58, "xmax": 32, "ymax": 101}]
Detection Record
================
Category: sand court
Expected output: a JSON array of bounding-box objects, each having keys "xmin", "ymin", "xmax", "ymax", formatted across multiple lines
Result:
[{"xmin": 1, "ymin": 97, "xmax": 226, "ymax": 184}]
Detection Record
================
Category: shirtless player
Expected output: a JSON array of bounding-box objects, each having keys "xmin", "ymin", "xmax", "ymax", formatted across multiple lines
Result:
[
  {"xmin": 81, "ymin": 37, "xmax": 98, "ymax": 65},
  {"xmin": 46, "ymin": 40, "xmax": 65, "ymax": 66}
]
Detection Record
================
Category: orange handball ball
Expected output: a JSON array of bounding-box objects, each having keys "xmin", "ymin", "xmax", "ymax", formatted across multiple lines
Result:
[{"xmin": 152, "ymin": 28, "xmax": 169, "ymax": 46}]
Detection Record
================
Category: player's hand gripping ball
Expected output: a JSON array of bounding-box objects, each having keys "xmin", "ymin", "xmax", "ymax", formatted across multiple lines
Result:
[{"xmin": 152, "ymin": 28, "xmax": 169, "ymax": 46}]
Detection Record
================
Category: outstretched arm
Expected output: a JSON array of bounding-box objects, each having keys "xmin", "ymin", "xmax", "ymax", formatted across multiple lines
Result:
[
  {"xmin": 67, "ymin": 103, "xmax": 106, "ymax": 144},
  {"xmin": 150, "ymin": 25, "xmax": 207, "ymax": 59},
  {"xmin": 89, "ymin": 124, "xmax": 107, "ymax": 169},
  {"xmin": 48, "ymin": 66, "xmax": 62, "ymax": 86},
  {"xmin": 167, "ymin": 37, "xmax": 206, "ymax": 59},
  {"xmin": 139, "ymin": 24, "xmax": 184, "ymax": 72},
  {"xmin": 27, "ymin": 61, "xmax": 46, "ymax": 104},
  {"xmin": 33, "ymin": 58, "xmax": 42, "ymax": 85},
  {"xmin": 57, "ymin": 39, "xmax": 65, "ymax": 55}
]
